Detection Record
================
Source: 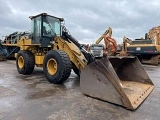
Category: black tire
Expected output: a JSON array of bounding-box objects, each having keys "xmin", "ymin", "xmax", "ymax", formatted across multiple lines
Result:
[
  {"xmin": 16, "ymin": 50, "xmax": 35, "ymax": 75},
  {"xmin": 73, "ymin": 67, "xmax": 80, "ymax": 77},
  {"xmin": 43, "ymin": 50, "xmax": 71, "ymax": 84}
]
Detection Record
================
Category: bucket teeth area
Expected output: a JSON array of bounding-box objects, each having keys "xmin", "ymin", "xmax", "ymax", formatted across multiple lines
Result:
[
  {"xmin": 121, "ymin": 80, "xmax": 154, "ymax": 109},
  {"xmin": 80, "ymin": 56, "xmax": 154, "ymax": 110}
]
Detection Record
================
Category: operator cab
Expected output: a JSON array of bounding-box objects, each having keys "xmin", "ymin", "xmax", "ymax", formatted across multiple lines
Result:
[{"xmin": 29, "ymin": 13, "xmax": 64, "ymax": 47}]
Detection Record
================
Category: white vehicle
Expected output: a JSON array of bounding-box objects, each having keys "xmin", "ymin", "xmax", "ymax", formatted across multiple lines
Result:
[{"xmin": 89, "ymin": 44, "xmax": 104, "ymax": 58}]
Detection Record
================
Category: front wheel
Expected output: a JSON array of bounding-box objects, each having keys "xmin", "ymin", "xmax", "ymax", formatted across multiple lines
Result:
[
  {"xmin": 43, "ymin": 50, "xmax": 72, "ymax": 84},
  {"xmin": 16, "ymin": 50, "xmax": 35, "ymax": 75}
]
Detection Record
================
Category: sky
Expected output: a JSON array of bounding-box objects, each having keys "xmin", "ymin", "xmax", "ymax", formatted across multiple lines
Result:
[{"xmin": 0, "ymin": 0, "xmax": 160, "ymax": 44}]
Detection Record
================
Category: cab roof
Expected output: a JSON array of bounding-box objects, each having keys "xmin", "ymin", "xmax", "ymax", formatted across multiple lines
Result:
[{"xmin": 29, "ymin": 13, "xmax": 64, "ymax": 21}]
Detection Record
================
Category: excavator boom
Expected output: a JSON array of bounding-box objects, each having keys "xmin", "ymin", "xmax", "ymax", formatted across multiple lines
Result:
[
  {"xmin": 96, "ymin": 27, "xmax": 112, "ymax": 44},
  {"xmin": 95, "ymin": 27, "xmax": 117, "ymax": 56},
  {"xmin": 119, "ymin": 36, "xmax": 132, "ymax": 56}
]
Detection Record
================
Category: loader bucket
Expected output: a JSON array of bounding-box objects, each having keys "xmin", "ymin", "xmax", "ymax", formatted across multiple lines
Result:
[{"xmin": 80, "ymin": 56, "xmax": 154, "ymax": 110}]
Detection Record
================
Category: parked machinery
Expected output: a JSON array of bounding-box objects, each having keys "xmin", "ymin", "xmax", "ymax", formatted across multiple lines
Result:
[
  {"xmin": 119, "ymin": 36, "xmax": 132, "ymax": 56},
  {"xmin": 0, "ymin": 31, "xmax": 30, "ymax": 61},
  {"xmin": 89, "ymin": 44, "xmax": 104, "ymax": 58},
  {"xmin": 87, "ymin": 27, "xmax": 117, "ymax": 59},
  {"xmin": 0, "ymin": 40, "xmax": 7, "ymax": 61},
  {"xmin": 15, "ymin": 13, "xmax": 154, "ymax": 110},
  {"xmin": 120, "ymin": 26, "xmax": 160, "ymax": 65},
  {"xmin": 95, "ymin": 27, "xmax": 117, "ymax": 56}
]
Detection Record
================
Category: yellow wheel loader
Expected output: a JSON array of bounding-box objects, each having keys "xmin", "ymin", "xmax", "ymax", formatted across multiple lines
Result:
[{"xmin": 15, "ymin": 13, "xmax": 154, "ymax": 110}]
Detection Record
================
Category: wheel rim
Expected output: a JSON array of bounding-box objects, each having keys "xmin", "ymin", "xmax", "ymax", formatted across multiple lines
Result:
[
  {"xmin": 18, "ymin": 56, "xmax": 24, "ymax": 69},
  {"xmin": 47, "ymin": 58, "xmax": 57, "ymax": 75}
]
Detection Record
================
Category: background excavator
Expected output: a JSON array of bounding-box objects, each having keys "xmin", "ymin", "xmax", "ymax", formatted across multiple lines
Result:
[
  {"xmin": 87, "ymin": 27, "xmax": 117, "ymax": 58},
  {"xmin": 120, "ymin": 26, "xmax": 160, "ymax": 65},
  {"xmin": 95, "ymin": 27, "xmax": 117, "ymax": 56},
  {"xmin": 11, "ymin": 13, "xmax": 153, "ymax": 110}
]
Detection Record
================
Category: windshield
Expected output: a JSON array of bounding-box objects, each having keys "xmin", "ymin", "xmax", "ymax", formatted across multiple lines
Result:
[{"xmin": 43, "ymin": 16, "xmax": 61, "ymax": 36}]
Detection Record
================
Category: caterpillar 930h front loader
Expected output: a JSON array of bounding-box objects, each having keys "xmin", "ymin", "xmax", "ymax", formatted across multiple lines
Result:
[{"xmin": 15, "ymin": 13, "xmax": 154, "ymax": 110}]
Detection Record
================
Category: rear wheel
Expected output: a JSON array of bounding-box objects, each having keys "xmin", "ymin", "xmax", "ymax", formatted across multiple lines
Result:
[
  {"xmin": 16, "ymin": 50, "xmax": 35, "ymax": 75},
  {"xmin": 43, "ymin": 50, "xmax": 71, "ymax": 84}
]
